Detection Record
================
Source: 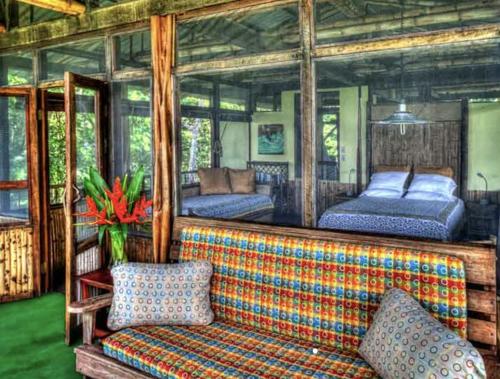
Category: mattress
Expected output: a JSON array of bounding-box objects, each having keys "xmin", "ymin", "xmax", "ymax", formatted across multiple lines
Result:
[
  {"xmin": 182, "ymin": 194, "xmax": 274, "ymax": 219},
  {"xmin": 318, "ymin": 196, "xmax": 465, "ymax": 241}
]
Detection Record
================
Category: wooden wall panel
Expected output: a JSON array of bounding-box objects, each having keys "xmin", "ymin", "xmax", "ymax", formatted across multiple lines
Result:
[
  {"xmin": 49, "ymin": 206, "xmax": 65, "ymax": 286},
  {"xmin": 317, "ymin": 181, "xmax": 356, "ymax": 216},
  {"xmin": 371, "ymin": 121, "xmax": 461, "ymax": 182},
  {"xmin": 0, "ymin": 227, "xmax": 33, "ymax": 302},
  {"xmin": 126, "ymin": 236, "xmax": 154, "ymax": 263}
]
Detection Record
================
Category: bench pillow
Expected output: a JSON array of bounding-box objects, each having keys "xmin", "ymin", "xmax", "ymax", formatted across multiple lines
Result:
[
  {"xmin": 359, "ymin": 288, "xmax": 486, "ymax": 379},
  {"xmin": 228, "ymin": 168, "xmax": 256, "ymax": 194},
  {"xmin": 198, "ymin": 167, "xmax": 232, "ymax": 195},
  {"xmin": 107, "ymin": 261, "xmax": 214, "ymax": 331}
]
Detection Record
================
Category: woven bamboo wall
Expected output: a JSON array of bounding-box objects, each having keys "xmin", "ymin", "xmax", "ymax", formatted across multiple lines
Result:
[
  {"xmin": 0, "ymin": 227, "xmax": 33, "ymax": 301},
  {"xmin": 49, "ymin": 207, "xmax": 65, "ymax": 282}
]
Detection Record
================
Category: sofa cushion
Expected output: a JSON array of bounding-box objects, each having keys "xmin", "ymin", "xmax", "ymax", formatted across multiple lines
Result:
[
  {"xmin": 198, "ymin": 168, "xmax": 232, "ymax": 195},
  {"xmin": 179, "ymin": 226, "xmax": 467, "ymax": 353},
  {"xmin": 359, "ymin": 288, "xmax": 486, "ymax": 379},
  {"xmin": 102, "ymin": 319, "xmax": 378, "ymax": 379},
  {"xmin": 107, "ymin": 262, "xmax": 214, "ymax": 331}
]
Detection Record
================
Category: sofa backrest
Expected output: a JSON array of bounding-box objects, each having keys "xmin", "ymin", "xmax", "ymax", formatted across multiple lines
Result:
[{"xmin": 179, "ymin": 226, "xmax": 467, "ymax": 353}]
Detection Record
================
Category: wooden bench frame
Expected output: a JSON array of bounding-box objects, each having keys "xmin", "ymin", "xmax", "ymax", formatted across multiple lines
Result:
[{"xmin": 70, "ymin": 216, "xmax": 499, "ymax": 378}]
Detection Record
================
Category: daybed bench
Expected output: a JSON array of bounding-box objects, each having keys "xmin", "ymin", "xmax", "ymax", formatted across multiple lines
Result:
[
  {"xmin": 182, "ymin": 184, "xmax": 274, "ymax": 222},
  {"xmin": 70, "ymin": 219, "xmax": 498, "ymax": 378}
]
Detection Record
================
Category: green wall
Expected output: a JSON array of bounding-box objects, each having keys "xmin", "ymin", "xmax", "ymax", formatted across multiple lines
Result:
[
  {"xmin": 468, "ymin": 102, "xmax": 500, "ymax": 191},
  {"xmin": 251, "ymin": 91, "xmax": 297, "ymax": 179},
  {"xmin": 220, "ymin": 121, "xmax": 249, "ymax": 169}
]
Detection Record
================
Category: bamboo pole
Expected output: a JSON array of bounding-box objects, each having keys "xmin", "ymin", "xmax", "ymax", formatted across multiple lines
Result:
[
  {"xmin": 4, "ymin": 231, "xmax": 9, "ymax": 296},
  {"xmin": 0, "ymin": 231, "xmax": 5, "ymax": 296},
  {"xmin": 17, "ymin": 0, "xmax": 86, "ymax": 15},
  {"xmin": 315, "ymin": 24, "xmax": 500, "ymax": 58},
  {"xmin": 152, "ymin": 15, "xmax": 175, "ymax": 263}
]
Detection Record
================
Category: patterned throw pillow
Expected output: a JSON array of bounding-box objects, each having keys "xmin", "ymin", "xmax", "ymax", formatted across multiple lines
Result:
[
  {"xmin": 107, "ymin": 261, "xmax": 214, "ymax": 331},
  {"xmin": 359, "ymin": 288, "xmax": 486, "ymax": 379}
]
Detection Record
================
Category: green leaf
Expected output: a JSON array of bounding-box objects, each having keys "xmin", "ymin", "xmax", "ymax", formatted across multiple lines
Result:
[
  {"xmin": 89, "ymin": 167, "xmax": 109, "ymax": 197},
  {"xmin": 121, "ymin": 223, "xmax": 128, "ymax": 241},
  {"xmin": 98, "ymin": 225, "xmax": 108, "ymax": 246},
  {"xmin": 83, "ymin": 178, "xmax": 105, "ymax": 209},
  {"xmin": 125, "ymin": 166, "xmax": 145, "ymax": 203},
  {"xmin": 122, "ymin": 174, "xmax": 129, "ymax": 194}
]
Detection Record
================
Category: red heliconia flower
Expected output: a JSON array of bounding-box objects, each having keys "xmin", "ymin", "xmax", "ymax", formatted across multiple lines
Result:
[
  {"xmin": 78, "ymin": 196, "xmax": 113, "ymax": 225},
  {"xmin": 132, "ymin": 195, "xmax": 153, "ymax": 220}
]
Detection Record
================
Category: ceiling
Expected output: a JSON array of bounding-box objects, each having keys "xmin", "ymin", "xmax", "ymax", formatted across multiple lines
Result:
[{"xmin": 0, "ymin": 0, "xmax": 129, "ymax": 30}]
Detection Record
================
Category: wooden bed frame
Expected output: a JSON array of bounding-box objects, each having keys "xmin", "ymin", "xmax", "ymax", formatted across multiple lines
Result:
[{"xmin": 70, "ymin": 216, "xmax": 499, "ymax": 378}]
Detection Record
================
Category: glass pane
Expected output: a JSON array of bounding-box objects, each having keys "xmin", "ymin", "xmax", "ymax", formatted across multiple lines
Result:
[
  {"xmin": 0, "ymin": 96, "xmax": 27, "ymax": 181},
  {"xmin": 75, "ymin": 87, "xmax": 98, "ymax": 240},
  {"xmin": 75, "ymin": 87, "xmax": 98, "ymax": 185},
  {"xmin": 178, "ymin": 66, "xmax": 302, "ymax": 226},
  {"xmin": 314, "ymin": 41, "xmax": 500, "ymax": 243},
  {"xmin": 0, "ymin": 189, "xmax": 29, "ymax": 223},
  {"xmin": 112, "ymin": 79, "xmax": 153, "ymax": 196},
  {"xmin": 0, "ymin": 53, "xmax": 33, "ymax": 86},
  {"xmin": 48, "ymin": 110, "xmax": 66, "ymax": 205},
  {"xmin": 177, "ymin": 4, "xmax": 299, "ymax": 64},
  {"xmin": 220, "ymin": 84, "xmax": 248, "ymax": 111},
  {"xmin": 181, "ymin": 116, "xmax": 212, "ymax": 186},
  {"xmin": 315, "ymin": 0, "xmax": 500, "ymax": 45},
  {"xmin": 180, "ymin": 78, "xmax": 213, "ymax": 107},
  {"xmin": 114, "ymin": 30, "xmax": 152, "ymax": 70},
  {"xmin": 40, "ymin": 39, "xmax": 106, "ymax": 81}
]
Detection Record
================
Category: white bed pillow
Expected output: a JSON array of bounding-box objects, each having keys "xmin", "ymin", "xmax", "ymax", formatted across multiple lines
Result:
[
  {"xmin": 407, "ymin": 174, "xmax": 456, "ymax": 200},
  {"xmin": 364, "ymin": 171, "xmax": 409, "ymax": 196},
  {"xmin": 405, "ymin": 191, "xmax": 454, "ymax": 201},
  {"xmin": 360, "ymin": 189, "xmax": 403, "ymax": 199}
]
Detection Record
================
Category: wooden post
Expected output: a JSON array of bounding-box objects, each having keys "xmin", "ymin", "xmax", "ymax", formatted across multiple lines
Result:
[
  {"xmin": 152, "ymin": 14, "xmax": 175, "ymax": 263},
  {"xmin": 300, "ymin": 0, "xmax": 315, "ymax": 227}
]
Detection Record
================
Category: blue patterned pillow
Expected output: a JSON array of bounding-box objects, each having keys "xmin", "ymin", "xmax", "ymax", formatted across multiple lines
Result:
[
  {"xmin": 107, "ymin": 261, "xmax": 214, "ymax": 331},
  {"xmin": 359, "ymin": 288, "xmax": 486, "ymax": 379}
]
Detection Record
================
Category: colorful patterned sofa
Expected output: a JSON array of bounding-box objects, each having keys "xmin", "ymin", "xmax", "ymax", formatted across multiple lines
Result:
[{"xmin": 72, "ymin": 225, "xmax": 469, "ymax": 379}]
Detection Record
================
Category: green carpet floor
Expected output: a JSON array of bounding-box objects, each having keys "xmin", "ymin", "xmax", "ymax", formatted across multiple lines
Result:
[{"xmin": 0, "ymin": 293, "xmax": 80, "ymax": 379}]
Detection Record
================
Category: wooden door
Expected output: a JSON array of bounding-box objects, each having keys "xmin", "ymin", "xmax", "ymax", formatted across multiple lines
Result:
[
  {"xmin": 0, "ymin": 87, "xmax": 40, "ymax": 303},
  {"xmin": 64, "ymin": 73, "xmax": 108, "ymax": 344}
]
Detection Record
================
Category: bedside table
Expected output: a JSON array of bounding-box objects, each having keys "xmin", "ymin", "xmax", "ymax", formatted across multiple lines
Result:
[{"xmin": 466, "ymin": 202, "xmax": 498, "ymax": 240}]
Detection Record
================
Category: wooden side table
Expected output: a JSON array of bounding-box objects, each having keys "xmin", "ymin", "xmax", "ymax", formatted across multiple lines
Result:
[
  {"xmin": 333, "ymin": 192, "xmax": 357, "ymax": 205},
  {"xmin": 79, "ymin": 269, "xmax": 113, "ymax": 299},
  {"xmin": 78, "ymin": 269, "xmax": 113, "ymax": 339},
  {"xmin": 466, "ymin": 202, "xmax": 499, "ymax": 240}
]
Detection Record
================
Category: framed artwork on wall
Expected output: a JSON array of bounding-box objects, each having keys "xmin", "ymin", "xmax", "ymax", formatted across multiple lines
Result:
[{"xmin": 258, "ymin": 124, "xmax": 284, "ymax": 155}]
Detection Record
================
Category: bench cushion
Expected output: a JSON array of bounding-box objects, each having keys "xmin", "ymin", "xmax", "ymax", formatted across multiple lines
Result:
[
  {"xmin": 179, "ymin": 226, "xmax": 467, "ymax": 353},
  {"xmin": 102, "ymin": 320, "xmax": 378, "ymax": 379}
]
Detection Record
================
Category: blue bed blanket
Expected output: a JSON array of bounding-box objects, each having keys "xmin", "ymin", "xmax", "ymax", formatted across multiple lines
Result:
[
  {"xmin": 318, "ymin": 196, "xmax": 465, "ymax": 241},
  {"xmin": 182, "ymin": 194, "xmax": 274, "ymax": 219}
]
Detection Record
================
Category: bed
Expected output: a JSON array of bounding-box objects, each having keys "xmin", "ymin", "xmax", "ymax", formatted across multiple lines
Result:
[{"xmin": 318, "ymin": 195, "xmax": 465, "ymax": 241}]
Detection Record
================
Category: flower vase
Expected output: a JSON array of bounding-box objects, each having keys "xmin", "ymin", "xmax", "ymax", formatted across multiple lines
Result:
[{"xmin": 108, "ymin": 225, "xmax": 128, "ymax": 266}]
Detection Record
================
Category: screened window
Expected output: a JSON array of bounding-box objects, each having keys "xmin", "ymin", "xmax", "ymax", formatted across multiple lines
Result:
[
  {"xmin": 112, "ymin": 79, "xmax": 153, "ymax": 195},
  {"xmin": 315, "ymin": 0, "xmax": 500, "ymax": 45},
  {"xmin": 114, "ymin": 30, "xmax": 152, "ymax": 70},
  {"xmin": 0, "ymin": 96, "xmax": 29, "ymax": 223},
  {"xmin": 0, "ymin": 53, "xmax": 33, "ymax": 86},
  {"xmin": 40, "ymin": 39, "xmax": 106, "ymax": 81},
  {"xmin": 177, "ymin": 4, "xmax": 300, "ymax": 64},
  {"xmin": 178, "ymin": 66, "xmax": 302, "ymax": 226}
]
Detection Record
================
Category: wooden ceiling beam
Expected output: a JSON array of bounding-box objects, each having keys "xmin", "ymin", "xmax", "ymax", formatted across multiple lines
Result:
[{"xmin": 16, "ymin": 0, "xmax": 86, "ymax": 15}]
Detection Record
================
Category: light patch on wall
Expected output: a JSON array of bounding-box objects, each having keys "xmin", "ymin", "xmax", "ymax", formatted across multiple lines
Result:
[{"xmin": 468, "ymin": 102, "xmax": 500, "ymax": 191}]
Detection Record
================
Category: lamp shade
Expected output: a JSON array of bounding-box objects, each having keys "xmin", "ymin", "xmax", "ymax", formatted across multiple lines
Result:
[{"xmin": 373, "ymin": 102, "xmax": 428, "ymax": 126}]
